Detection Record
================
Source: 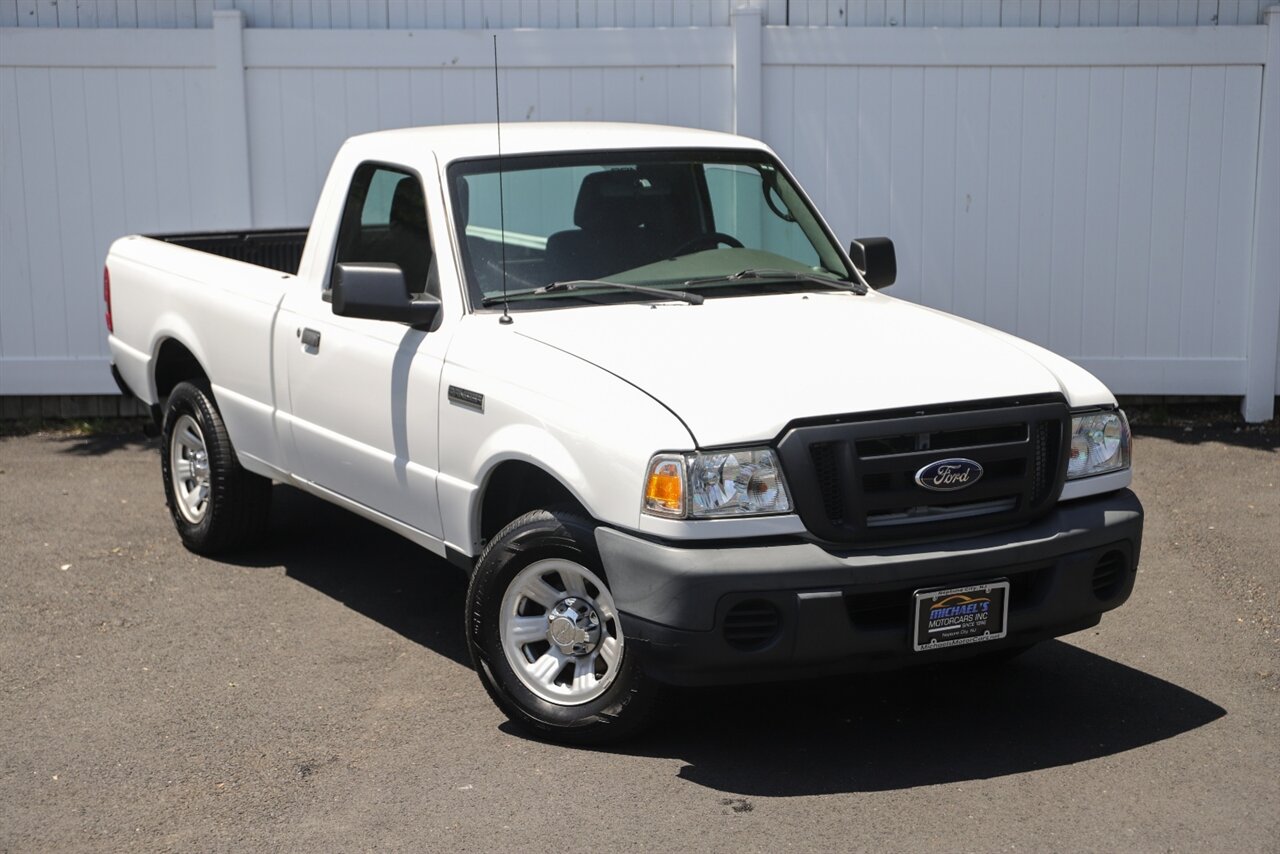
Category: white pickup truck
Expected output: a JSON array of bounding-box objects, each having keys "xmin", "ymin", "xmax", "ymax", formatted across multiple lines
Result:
[{"xmin": 106, "ymin": 122, "xmax": 1143, "ymax": 743}]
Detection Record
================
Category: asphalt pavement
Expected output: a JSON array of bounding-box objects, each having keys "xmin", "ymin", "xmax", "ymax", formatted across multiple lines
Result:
[{"xmin": 1, "ymin": 423, "xmax": 1276, "ymax": 852}]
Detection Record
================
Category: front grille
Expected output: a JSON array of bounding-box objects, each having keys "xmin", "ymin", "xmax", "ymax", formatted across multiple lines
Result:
[
  {"xmin": 722, "ymin": 600, "xmax": 782, "ymax": 650},
  {"xmin": 778, "ymin": 398, "xmax": 1069, "ymax": 544},
  {"xmin": 1031, "ymin": 420, "xmax": 1053, "ymax": 504},
  {"xmin": 810, "ymin": 442, "xmax": 845, "ymax": 525}
]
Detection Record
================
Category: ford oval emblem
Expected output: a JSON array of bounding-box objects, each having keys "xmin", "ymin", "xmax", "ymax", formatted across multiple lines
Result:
[{"xmin": 915, "ymin": 458, "xmax": 984, "ymax": 492}]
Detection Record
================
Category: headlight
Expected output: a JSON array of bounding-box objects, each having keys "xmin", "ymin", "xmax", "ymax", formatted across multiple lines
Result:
[
  {"xmin": 1068, "ymin": 410, "xmax": 1130, "ymax": 479},
  {"xmin": 643, "ymin": 448, "xmax": 792, "ymax": 518}
]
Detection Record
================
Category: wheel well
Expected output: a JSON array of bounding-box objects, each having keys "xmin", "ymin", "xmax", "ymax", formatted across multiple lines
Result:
[
  {"xmin": 153, "ymin": 339, "xmax": 208, "ymax": 404},
  {"xmin": 480, "ymin": 461, "xmax": 585, "ymax": 543}
]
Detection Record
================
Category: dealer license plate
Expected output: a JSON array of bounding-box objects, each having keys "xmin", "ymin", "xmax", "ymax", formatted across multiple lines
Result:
[{"xmin": 912, "ymin": 580, "xmax": 1010, "ymax": 652}]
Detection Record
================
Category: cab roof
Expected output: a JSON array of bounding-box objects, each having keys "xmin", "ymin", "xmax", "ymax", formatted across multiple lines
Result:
[{"xmin": 340, "ymin": 122, "xmax": 772, "ymax": 166}]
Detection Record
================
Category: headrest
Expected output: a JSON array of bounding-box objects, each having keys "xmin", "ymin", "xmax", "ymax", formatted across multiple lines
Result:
[
  {"xmin": 390, "ymin": 176, "xmax": 427, "ymax": 231},
  {"xmin": 573, "ymin": 169, "xmax": 648, "ymax": 230}
]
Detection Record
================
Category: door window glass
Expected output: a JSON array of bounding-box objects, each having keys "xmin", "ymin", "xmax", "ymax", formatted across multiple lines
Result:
[{"xmin": 332, "ymin": 163, "xmax": 434, "ymax": 297}]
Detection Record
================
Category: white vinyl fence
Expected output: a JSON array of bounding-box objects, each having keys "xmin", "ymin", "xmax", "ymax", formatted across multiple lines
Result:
[
  {"xmin": 1, "ymin": 7, "xmax": 1277, "ymax": 418},
  {"xmin": 1, "ymin": 0, "xmax": 1269, "ymax": 30}
]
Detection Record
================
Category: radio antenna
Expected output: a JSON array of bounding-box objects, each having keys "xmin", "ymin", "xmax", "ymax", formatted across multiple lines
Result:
[{"xmin": 493, "ymin": 34, "xmax": 512, "ymax": 325}]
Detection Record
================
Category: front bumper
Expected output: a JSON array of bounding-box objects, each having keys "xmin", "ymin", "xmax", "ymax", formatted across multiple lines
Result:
[{"xmin": 596, "ymin": 489, "xmax": 1143, "ymax": 686}]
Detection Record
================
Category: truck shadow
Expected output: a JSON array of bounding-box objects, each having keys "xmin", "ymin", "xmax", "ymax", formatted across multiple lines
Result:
[
  {"xmin": 225, "ymin": 484, "xmax": 1224, "ymax": 795},
  {"xmin": 600, "ymin": 642, "xmax": 1226, "ymax": 795},
  {"xmin": 47, "ymin": 425, "xmax": 157, "ymax": 456},
  {"xmin": 221, "ymin": 483, "xmax": 472, "ymax": 669}
]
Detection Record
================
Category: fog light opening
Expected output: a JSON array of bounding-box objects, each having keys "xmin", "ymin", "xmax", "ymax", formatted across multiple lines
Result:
[
  {"xmin": 723, "ymin": 599, "xmax": 782, "ymax": 651},
  {"xmin": 1091, "ymin": 550, "xmax": 1128, "ymax": 600}
]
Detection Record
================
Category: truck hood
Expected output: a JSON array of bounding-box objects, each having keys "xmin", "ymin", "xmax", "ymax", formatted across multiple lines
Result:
[{"xmin": 512, "ymin": 292, "xmax": 1110, "ymax": 446}]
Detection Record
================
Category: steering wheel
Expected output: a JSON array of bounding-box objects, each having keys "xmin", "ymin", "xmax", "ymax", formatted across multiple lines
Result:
[{"xmin": 670, "ymin": 232, "xmax": 744, "ymax": 258}]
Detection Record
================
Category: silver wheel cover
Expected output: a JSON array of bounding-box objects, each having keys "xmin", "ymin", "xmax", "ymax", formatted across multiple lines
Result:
[
  {"xmin": 169, "ymin": 414, "xmax": 211, "ymax": 524},
  {"xmin": 499, "ymin": 559, "xmax": 624, "ymax": 706}
]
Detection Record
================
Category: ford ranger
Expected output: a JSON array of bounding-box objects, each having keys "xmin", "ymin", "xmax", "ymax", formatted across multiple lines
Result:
[{"xmin": 105, "ymin": 123, "xmax": 1143, "ymax": 743}]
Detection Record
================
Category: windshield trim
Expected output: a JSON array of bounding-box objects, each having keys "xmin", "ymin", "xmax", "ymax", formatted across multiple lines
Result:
[{"xmin": 445, "ymin": 146, "xmax": 857, "ymax": 314}]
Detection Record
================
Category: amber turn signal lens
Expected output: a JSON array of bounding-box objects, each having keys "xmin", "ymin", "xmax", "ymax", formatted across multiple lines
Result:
[{"xmin": 644, "ymin": 457, "xmax": 684, "ymax": 516}]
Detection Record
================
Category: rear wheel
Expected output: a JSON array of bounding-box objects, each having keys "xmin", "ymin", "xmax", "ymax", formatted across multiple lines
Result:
[
  {"xmin": 160, "ymin": 380, "xmax": 271, "ymax": 554},
  {"xmin": 466, "ymin": 509, "xmax": 661, "ymax": 744}
]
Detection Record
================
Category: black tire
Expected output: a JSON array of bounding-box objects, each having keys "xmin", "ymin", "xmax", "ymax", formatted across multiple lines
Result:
[
  {"xmin": 160, "ymin": 379, "xmax": 271, "ymax": 555},
  {"xmin": 466, "ymin": 509, "xmax": 662, "ymax": 745}
]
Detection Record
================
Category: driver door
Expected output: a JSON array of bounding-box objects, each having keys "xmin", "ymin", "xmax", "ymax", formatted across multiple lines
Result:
[{"xmin": 278, "ymin": 162, "xmax": 451, "ymax": 539}]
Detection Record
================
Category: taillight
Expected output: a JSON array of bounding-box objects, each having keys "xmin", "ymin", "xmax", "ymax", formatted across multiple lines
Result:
[{"xmin": 103, "ymin": 265, "xmax": 113, "ymax": 333}]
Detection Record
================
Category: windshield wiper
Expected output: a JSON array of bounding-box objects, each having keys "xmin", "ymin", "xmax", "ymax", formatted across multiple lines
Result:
[
  {"xmin": 481, "ymin": 279, "xmax": 703, "ymax": 306},
  {"xmin": 682, "ymin": 268, "xmax": 867, "ymax": 296}
]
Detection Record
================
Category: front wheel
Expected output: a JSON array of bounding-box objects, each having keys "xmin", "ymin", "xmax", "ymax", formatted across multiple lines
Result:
[{"xmin": 466, "ymin": 509, "xmax": 661, "ymax": 744}]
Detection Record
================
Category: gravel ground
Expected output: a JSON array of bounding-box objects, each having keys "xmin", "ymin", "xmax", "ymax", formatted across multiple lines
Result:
[{"xmin": 1, "ymin": 424, "xmax": 1276, "ymax": 852}]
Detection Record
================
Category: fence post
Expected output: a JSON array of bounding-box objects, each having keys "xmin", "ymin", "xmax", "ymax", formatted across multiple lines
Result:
[
  {"xmin": 732, "ymin": 4, "xmax": 762, "ymax": 139},
  {"xmin": 212, "ymin": 9, "xmax": 254, "ymax": 228},
  {"xmin": 1243, "ymin": 5, "xmax": 1280, "ymax": 421}
]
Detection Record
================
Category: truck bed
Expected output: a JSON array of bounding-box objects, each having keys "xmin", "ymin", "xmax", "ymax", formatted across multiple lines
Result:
[{"xmin": 151, "ymin": 228, "xmax": 308, "ymax": 276}]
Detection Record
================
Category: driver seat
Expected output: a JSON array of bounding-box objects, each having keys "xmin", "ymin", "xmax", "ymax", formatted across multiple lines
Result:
[
  {"xmin": 544, "ymin": 169, "xmax": 663, "ymax": 282},
  {"xmin": 367, "ymin": 176, "xmax": 433, "ymax": 297}
]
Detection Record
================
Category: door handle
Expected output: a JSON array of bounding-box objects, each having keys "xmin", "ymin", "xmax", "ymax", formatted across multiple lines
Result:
[{"xmin": 300, "ymin": 328, "xmax": 321, "ymax": 350}]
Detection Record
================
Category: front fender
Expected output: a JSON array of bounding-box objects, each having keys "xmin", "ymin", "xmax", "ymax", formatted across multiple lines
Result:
[
  {"xmin": 460, "ymin": 432, "xmax": 591, "ymax": 551},
  {"xmin": 437, "ymin": 318, "xmax": 694, "ymax": 556}
]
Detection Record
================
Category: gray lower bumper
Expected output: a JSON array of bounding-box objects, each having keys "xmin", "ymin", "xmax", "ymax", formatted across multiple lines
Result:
[{"xmin": 595, "ymin": 489, "xmax": 1143, "ymax": 685}]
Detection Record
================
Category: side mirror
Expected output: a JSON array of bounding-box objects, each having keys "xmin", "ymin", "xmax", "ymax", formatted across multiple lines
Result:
[
  {"xmin": 332, "ymin": 262, "xmax": 440, "ymax": 330},
  {"xmin": 849, "ymin": 237, "xmax": 896, "ymax": 290}
]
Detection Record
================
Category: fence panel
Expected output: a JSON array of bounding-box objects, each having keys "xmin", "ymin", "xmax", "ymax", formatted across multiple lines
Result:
[
  {"xmin": 760, "ymin": 23, "xmax": 1267, "ymax": 397},
  {"xmin": 0, "ymin": 13, "xmax": 1274, "ymax": 414},
  {"xmin": 0, "ymin": 40, "xmax": 218, "ymax": 391}
]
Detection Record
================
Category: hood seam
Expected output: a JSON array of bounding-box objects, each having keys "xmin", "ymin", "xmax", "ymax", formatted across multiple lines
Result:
[{"xmin": 513, "ymin": 331, "xmax": 700, "ymax": 448}]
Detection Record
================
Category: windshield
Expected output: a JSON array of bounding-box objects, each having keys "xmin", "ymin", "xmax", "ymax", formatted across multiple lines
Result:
[{"xmin": 447, "ymin": 148, "xmax": 854, "ymax": 309}]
